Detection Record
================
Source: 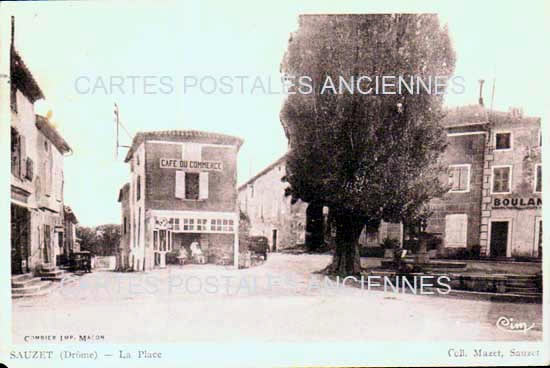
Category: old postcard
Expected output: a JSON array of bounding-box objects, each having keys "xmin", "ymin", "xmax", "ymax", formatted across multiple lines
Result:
[{"xmin": 0, "ymin": 0, "xmax": 548, "ymax": 367}]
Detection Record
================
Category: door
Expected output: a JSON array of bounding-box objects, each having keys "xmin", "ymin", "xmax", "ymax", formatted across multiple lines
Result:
[
  {"xmin": 490, "ymin": 221, "xmax": 509, "ymax": 258},
  {"xmin": 536, "ymin": 219, "xmax": 542, "ymax": 259},
  {"xmin": 272, "ymin": 229, "xmax": 277, "ymax": 252},
  {"xmin": 43, "ymin": 225, "xmax": 51, "ymax": 263},
  {"xmin": 11, "ymin": 205, "xmax": 22, "ymax": 274}
]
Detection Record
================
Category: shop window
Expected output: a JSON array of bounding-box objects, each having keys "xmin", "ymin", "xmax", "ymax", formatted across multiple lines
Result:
[
  {"xmin": 444, "ymin": 214, "xmax": 467, "ymax": 248},
  {"xmin": 492, "ymin": 166, "xmax": 511, "ymax": 193},
  {"xmin": 183, "ymin": 218, "xmax": 195, "ymax": 231},
  {"xmin": 535, "ymin": 164, "xmax": 542, "ymax": 193},
  {"xmin": 495, "ymin": 132, "xmax": 512, "ymax": 150},
  {"xmin": 197, "ymin": 219, "xmax": 207, "ymax": 231},
  {"xmin": 159, "ymin": 230, "xmax": 166, "ymax": 251},
  {"xmin": 449, "ymin": 165, "xmax": 470, "ymax": 192}
]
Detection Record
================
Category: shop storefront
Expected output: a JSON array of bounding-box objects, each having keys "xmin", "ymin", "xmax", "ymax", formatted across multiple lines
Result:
[{"xmin": 119, "ymin": 130, "xmax": 243, "ymax": 271}]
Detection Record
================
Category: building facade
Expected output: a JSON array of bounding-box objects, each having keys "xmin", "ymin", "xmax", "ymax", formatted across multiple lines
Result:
[
  {"xmin": 63, "ymin": 206, "xmax": 80, "ymax": 260},
  {"xmin": 118, "ymin": 130, "xmax": 243, "ymax": 271},
  {"xmin": 240, "ymin": 105, "xmax": 541, "ymax": 260},
  {"xmin": 429, "ymin": 105, "xmax": 542, "ymax": 259},
  {"xmin": 238, "ymin": 156, "xmax": 402, "ymax": 251},
  {"xmin": 238, "ymin": 155, "xmax": 308, "ymax": 251},
  {"xmin": 10, "ymin": 47, "xmax": 73, "ymax": 274}
]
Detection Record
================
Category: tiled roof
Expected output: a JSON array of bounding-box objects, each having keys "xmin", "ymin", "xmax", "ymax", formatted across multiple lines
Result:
[
  {"xmin": 11, "ymin": 48, "xmax": 44, "ymax": 103},
  {"xmin": 118, "ymin": 182, "xmax": 130, "ymax": 202},
  {"xmin": 238, "ymin": 153, "xmax": 288, "ymax": 191},
  {"xmin": 124, "ymin": 130, "xmax": 244, "ymax": 162},
  {"xmin": 35, "ymin": 114, "xmax": 72, "ymax": 154},
  {"xmin": 441, "ymin": 105, "xmax": 489, "ymax": 127}
]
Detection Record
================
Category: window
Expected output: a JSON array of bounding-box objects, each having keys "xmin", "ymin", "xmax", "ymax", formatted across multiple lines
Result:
[
  {"xmin": 492, "ymin": 166, "xmax": 511, "ymax": 194},
  {"xmin": 123, "ymin": 217, "xmax": 127, "ymax": 234},
  {"xmin": 136, "ymin": 175, "xmax": 141, "ymax": 201},
  {"xmin": 11, "ymin": 128, "xmax": 25, "ymax": 179},
  {"xmin": 444, "ymin": 214, "xmax": 467, "ymax": 248},
  {"xmin": 153, "ymin": 231, "xmax": 158, "ymax": 250},
  {"xmin": 183, "ymin": 218, "xmax": 195, "ymax": 231},
  {"xmin": 175, "ymin": 171, "xmax": 209, "ymax": 200},
  {"xmin": 197, "ymin": 219, "xmax": 208, "ymax": 231},
  {"xmin": 25, "ymin": 157, "xmax": 34, "ymax": 180},
  {"xmin": 186, "ymin": 173, "xmax": 200, "ymax": 199},
  {"xmin": 159, "ymin": 230, "xmax": 166, "ymax": 251},
  {"xmin": 535, "ymin": 164, "xmax": 542, "ymax": 193},
  {"xmin": 495, "ymin": 132, "xmax": 512, "ymax": 150},
  {"xmin": 448, "ymin": 165, "xmax": 470, "ymax": 192}
]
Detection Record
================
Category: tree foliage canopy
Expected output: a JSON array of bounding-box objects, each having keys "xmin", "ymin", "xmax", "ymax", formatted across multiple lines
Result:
[
  {"xmin": 280, "ymin": 14, "xmax": 456, "ymax": 225},
  {"xmin": 77, "ymin": 224, "xmax": 120, "ymax": 256}
]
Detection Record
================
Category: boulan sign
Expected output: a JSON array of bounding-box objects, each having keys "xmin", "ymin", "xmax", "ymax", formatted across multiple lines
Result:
[
  {"xmin": 160, "ymin": 158, "xmax": 223, "ymax": 171},
  {"xmin": 493, "ymin": 197, "xmax": 542, "ymax": 209}
]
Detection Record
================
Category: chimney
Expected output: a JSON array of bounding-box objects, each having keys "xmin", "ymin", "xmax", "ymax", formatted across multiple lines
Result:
[{"xmin": 478, "ymin": 79, "xmax": 485, "ymax": 106}]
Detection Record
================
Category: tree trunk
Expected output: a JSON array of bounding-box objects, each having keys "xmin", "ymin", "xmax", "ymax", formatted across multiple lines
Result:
[
  {"xmin": 306, "ymin": 202, "xmax": 324, "ymax": 251},
  {"xmin": 329, "ymin": 208, "xmax": 365, "ymax": 276}
]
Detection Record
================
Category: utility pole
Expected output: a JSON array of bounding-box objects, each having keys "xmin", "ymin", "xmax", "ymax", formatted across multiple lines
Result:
[
  {"xmin": 114, "ymin": 102, "xmax": 131, "ymax": 159},
  {"xmin": 114, "ymin": 103, "xmax": 119, "ymax": 159}
]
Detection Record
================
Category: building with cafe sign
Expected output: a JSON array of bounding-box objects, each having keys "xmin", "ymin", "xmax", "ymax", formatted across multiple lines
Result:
[{"xmin": 118, "ymin": 130, "xmax": 243, "ymax": 271}]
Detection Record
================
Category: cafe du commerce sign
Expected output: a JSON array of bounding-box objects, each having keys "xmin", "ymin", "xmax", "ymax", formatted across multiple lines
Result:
[
  {"xmin": 493, "ymin": 197, "xmax": 542, "ymax": 209},
  {"xmin": 159, "ymin": 158, "xmax": 223, "ymax": 171}
]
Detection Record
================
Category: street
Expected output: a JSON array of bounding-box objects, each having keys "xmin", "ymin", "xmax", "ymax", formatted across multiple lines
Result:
[{"xmin": 12, "ymin": 253, "xmax": 542, "ymax": 343}]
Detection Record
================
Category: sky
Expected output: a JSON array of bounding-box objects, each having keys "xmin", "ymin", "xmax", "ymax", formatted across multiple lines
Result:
[{"xmin": 3, "ymin": 0, "xmax": 549, "ymax": 226}]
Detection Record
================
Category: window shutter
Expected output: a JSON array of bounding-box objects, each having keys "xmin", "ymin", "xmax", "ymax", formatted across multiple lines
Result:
[
  {"xmin": 444, "ymin": 214, "xmax": 467, "ymax": 248},
  {"xmin": 199, "ymin": 172, "xmax": 209, "ymax": 199},
  {"xmin": 20, "ymin": 135, "xmax": 26, "ymax": 179},
  {"xmin": 26, "ymin": 157, "xmax": 34, "ymax": 180},
  {"xmin": 175, "ymin": 171, "xmax": 186, "ymax": 199},
  {"xmin": 459, "ymin": 167, "xmax": 468, "ymax": 190}
]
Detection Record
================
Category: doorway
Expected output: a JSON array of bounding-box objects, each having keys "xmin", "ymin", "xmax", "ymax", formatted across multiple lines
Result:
[
  {"xmin": 11, "ymin": 204, "xmax": 30, "ymax": 274},
  {"xmin": 535, "ymin": 218, "xmax": 542, "ymax": 259},
  {"xmin": 272, "ymin": 229, "xmax": 278, "ymax": 252},
  {"xmin": 490, "ymin": 221, "xmax": 509, "ymax": 258}
]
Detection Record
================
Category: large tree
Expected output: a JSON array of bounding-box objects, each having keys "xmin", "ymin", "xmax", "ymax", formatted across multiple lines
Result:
[
  {"xmin": 77, "ymin": 224, "xmax": 121, "ymax": 256},
  {"xmin": 280, "ymin": 14, "xmax": 455, "ymax": 275}
]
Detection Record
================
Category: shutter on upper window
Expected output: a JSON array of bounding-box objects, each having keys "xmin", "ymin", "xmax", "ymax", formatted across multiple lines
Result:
[
  {"xmin": 199, "ymin": 172, "xmax": 209, "ymax": 199},
  {"xmin": 20, "ymin": 135, "xmax": 26, "ymax": 179},
  {"xmin": 175, "ymin": 171, "xmax": 186, "ymax": 199}
]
